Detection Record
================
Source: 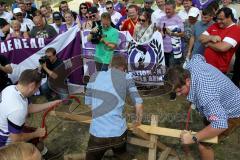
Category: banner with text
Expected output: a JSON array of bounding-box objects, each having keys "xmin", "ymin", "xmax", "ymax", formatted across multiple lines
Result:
[
  {"xmin": 81, "ymin": 30, "xmax": 166, "ymax": 84},
  {"xmin": 0, "ymin": 26, "xmax": 83, "ymax": 84}
]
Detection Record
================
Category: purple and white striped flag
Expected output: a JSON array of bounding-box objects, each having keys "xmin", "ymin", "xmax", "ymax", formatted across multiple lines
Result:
[{"xmin": 0, "ymin": 26, "xmax": 83, "ymax": 84}]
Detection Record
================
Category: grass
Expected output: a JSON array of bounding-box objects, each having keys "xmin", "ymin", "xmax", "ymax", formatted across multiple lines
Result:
[{"xmin": 28, "ymin": 92, "xmax": 240, "ymax": 160}]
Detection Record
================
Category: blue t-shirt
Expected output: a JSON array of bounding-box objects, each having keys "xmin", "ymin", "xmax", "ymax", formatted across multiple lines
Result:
[
  {"xmin": 192, "ymin": 21, "xmax": 214, "ymax": 56},
  {"xmin": 85, "ymin": 69, "xmax": 143, "ymax": 137}
]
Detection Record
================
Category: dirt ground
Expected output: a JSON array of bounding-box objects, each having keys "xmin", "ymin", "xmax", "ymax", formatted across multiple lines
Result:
[{"xmin": 28, "ymin": 87, "xmax": 240, "ymax": 160}]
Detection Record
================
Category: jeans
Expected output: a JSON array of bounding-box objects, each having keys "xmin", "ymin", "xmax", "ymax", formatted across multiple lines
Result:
[{"xmin": 40, "ymin": 81, "xmax": 67, "ymax": 100}]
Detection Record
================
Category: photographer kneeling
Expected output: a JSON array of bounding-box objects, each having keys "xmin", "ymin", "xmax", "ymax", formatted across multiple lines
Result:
[
  {"xmin": 39, "ymin": 47, "xmax": 64, "ymax": 100},
  {"xmin": 88, "ymin": 12, "xmax": 119, "ymax": 71}
]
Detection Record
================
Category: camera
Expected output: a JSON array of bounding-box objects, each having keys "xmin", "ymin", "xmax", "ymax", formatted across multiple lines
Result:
[
  {"xmin": 38, "ymin": 55, "xmax": 49, "ymax": 78},
  {"xmin": 39, "ymin": 55, "xmax": 49, "ymax": 64},
  {"xmin": 90, "ymin": 26, "xmax": 103, "ymax": 44}
]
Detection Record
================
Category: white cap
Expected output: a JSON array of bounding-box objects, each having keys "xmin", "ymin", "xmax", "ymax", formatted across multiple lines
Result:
[
  {"xmin": 188, "ymin": 7, "xmax": 200, "ymax": 18},
  {"xmin": 13, "ymin": 8, "xmax": 22, "ymax": 14}
]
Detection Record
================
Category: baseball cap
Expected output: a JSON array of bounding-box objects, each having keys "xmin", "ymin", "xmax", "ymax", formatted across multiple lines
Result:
[
  {"xmin": 88, "ymin": 7, "xmax": 98, "ymax": 14},
  {"xmin": 53, "ymin": 12, "xmax": 62, "ymax": 20},
  {"xmin": 13, "ymin": 8, "xmax": 22, "ymax": 14},
  {"xmin": 0, "ymin": 18, "xmax": 8, "ymax": 29},
  {"xmin": 188, "ymin": 7, "xmax": 200, "ymax": 18}
]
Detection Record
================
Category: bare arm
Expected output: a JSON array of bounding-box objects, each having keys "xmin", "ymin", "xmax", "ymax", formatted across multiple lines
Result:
[
  {"xmin": 199, "ymin": 34, "xmax": 221, "ymax": 44},
  {"xmin": 28, "ymin": 100, "xmax": 62, "ymax": 113},
  {"xmin": 196, "ymin": 125, "xmax": 226, "ymax": 141},
  {"xmin": 101, "ymin": 39, "xmax": 117, "ymax": 50},
  {"xmin": 42, "ymin": 63, "xmax": 58, "ymax": 79},
  {"xmin": 199, "ymin": 34, "xmax": 213, "ymax": 44},
  {"xmin": 206, "ymin": 41, "xmax": 233, "ymax": 52},
  {"xmin": 186, "ymin": 35, "xmax": 195, "ymax": 59},
  {"xmin": 9, "ymin": 128, "xmax": 45, "ymax": 142},
  {"xmin": 135, "ymin": 104, "xmax": 143, "ymax": 123},
  {"xmin": 181, "ymin": 125, "xmax": 226, "ymax": 144},
  {"xmin": 172, "ymin": 31, "xmax": 184, "ymax": 37},
  {"xmin": 0, "ymin": 64, "xmax": 12, "ymax": 74}
]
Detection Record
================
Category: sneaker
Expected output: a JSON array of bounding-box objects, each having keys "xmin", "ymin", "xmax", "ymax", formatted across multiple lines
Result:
[
  {"xmin": 169, "ymin": 92, "xmax": 176, "ymax": 101},
  {"xmin": 42, "ymin": 149, "xmax": 64, "ymax": 160}
]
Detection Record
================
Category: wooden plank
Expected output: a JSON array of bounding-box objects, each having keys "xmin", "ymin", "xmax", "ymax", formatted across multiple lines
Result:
[
  {"xmin": 133, "ymin": 127, "xmax": 150, "ymax": 140},
  {"xmin": 49, "ymin": 111, "xmax": 218, "ymax": 144},
  {"xmin": 159, "ymin": 147, "xmax": 171, "ymax": 160},
  {"xmin": 133, "ymin": 128, "xmax": 178, "ymax": 158},
  {"xmin": 128, "ymin": 137, "xmax": 155, "ymax": 148},
  {"xmin": 135, "ymin": 125, "xmax": 218, "ymax": 144},
  {"xmin": 148, "ymin": 115, "xmax": 158, "ymax": 160}
]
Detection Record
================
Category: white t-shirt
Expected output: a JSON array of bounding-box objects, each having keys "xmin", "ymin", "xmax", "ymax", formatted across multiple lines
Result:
[
  {"xmin": 151, "ymin": 8, "xmax": 165, "ymax": 25},
  {"xmin": 0, "ymin": 85, "xmax": 28, "ymax": 146},
  {"xmin": 20, "ymin": 18, "xmax": 35, "ymax": 32},
  {"xmin": 0, "ymin": 11, "xmax": 13, "ymax": 23},
  {"xmin": 111, "ymin": 11, "xmax": 122, "ymax": 25}
]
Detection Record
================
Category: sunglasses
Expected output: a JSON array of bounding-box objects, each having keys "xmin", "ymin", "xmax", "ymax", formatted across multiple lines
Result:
[
  {"xmin": 81, "ymin": 7, "xmax": 87, "ymax": 9},
  {"xmin": 138, "ymin": 18, "xmax": 146, "ymax": 22},
  {"xmin": 26, "ymin": 3, "xmax": 32, "ymax": 5},
  {"xmin": 106, "ymin": 7, "xmax": 113, "ymax": 10},
  {"xmin": 86, "ymin": 14, "xmax": 96, "ymax": 19}
]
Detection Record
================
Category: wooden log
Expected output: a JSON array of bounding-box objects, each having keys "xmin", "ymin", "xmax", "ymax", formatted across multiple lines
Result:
[
  {"xmin": 148, "ymin": 115, "xmax": 158, "ymax": 160},
  {"xmin": 135, "ymin": 125, "xmax": 218, "ymax": 144},
  {"xmin": 128, "ymin": 137, "xmax": 155, "ymax": 148},
  {"xmin": 133, "ymin": 128, "xmax": 178, "ymax": 158},
  {"xmin": 159, "ymin": 147, "xmax": 171, "ymax": 160},
  {"xmin": 49, "ymin": 111, "xmax": 218, "ymax": 144}
]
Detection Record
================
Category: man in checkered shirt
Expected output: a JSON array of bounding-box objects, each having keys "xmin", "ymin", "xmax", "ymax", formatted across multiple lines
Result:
[{"xmin": 167, "ymin": 54, "xmax": 240, "ymax": 160}]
